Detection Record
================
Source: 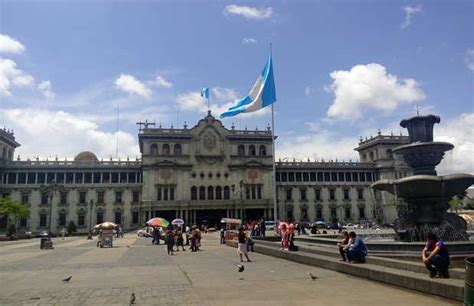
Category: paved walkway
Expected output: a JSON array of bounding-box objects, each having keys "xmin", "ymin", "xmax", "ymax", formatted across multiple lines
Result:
[{"xmin": 0, "ymin": 233, "xmax": 459, "ymax": 305}]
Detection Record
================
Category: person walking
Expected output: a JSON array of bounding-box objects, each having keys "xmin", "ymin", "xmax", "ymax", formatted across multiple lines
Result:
[
  {"xmin": 165, "ymin": 229, "xmax": 175, "ymax": 255},
  {"xmin": 237, "ymin": 227, "xmax": 251, "ymax": 262},
  {"xmin": 260, "ymin": 219, "xmax": 266, "ymax": 237},
  {"xmin": 61, "ymin": 227, "xmax": 67, "ymax": 240},
  {"xmin": 176, "ymin": 229, "xmax": 186, "ymax": 251}
]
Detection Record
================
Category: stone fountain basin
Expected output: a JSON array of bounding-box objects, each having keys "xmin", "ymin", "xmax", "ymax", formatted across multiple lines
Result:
[
  {"xmin": 392, "ymin": 141, "xmax": 454, "ymax": 156},
  {"xmin": 371, "ymin": 173, "xmax": 474, "ymax": 199}
]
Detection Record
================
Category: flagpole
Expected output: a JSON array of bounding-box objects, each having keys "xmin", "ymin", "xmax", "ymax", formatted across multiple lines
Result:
[{"xmin": 271, "ymin": 102, "xmax": 278, "ymax": 225}]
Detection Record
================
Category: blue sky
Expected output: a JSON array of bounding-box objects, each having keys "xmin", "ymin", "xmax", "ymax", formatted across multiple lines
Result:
[{"xmin": 1, "ymin": 1, "xmax": 473, "ymax": 173}]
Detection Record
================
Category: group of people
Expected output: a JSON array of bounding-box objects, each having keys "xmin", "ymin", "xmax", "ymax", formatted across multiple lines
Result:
[
  {"xmin": 337, "ymin": 231, "xmax": 368, "ymax": 263},
  {"xmin": 152, "ymin": 226, "xmax": 203, "ymax": 255},
  {"xmin": 279, "ymin": 222, "xmax": 297, "ymax": 251},
  {"xmin": 249, "ymin": 220, "xmax": 266, "ymax": 237}
]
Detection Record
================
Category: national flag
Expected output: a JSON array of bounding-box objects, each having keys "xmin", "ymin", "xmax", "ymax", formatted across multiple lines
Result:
[
  {"xmin": 220, "ymin": 54, "xmax": 276, "ymax": 118},
  {"xmin": 201, "ymin": 87, "xmax": 209, "ymax": 99}
]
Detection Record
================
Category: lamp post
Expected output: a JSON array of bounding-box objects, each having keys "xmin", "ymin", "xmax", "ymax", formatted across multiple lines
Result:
[
  {"xmin": 39, "ymin": 179, "xmax": 65, "ymax": 239},
  {"xmin": 87, "ymin": 199, "xmax": 94, "ymax": 240},
  {"xmin": 239, "ymin": 180, "xmax": 244, "ymax": 222}
]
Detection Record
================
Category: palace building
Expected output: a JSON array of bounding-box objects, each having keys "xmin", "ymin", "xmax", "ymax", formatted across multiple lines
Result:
[{"xmin": 0, "ymin": 112, "xmax": 412, "ymax": 233}]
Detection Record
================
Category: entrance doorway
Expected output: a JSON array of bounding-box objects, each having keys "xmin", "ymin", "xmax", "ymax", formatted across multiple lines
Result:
[
  {"xmin": 196, "ymin": 209, "xmax": 226, "ymax": 228},
  {"xmin": 245, "ymin": 208, "xmax": 264, "ymax": 222},
  {"xmin": 154, "ymin": 210, "xmax": 175, "ymax": 224}
]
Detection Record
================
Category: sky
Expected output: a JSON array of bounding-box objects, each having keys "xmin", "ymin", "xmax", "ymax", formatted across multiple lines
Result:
[{"xmin": 0, "ymin": 0, "xmax": 473, "ymax": 174}]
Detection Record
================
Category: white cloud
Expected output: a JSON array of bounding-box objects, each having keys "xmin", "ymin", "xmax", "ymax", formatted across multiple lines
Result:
[
  {"xmin": 224, "ymin": 5, "xmax": 273, "ymax": 20},
  {"xmin": 114, "ymin": 74, "xmax": 152, "ymax": 98},
  {"xmin": 465, "ymin": 49, "xmax": 474, "ymax": 72},
  {"xmin": 401, "ymin": 5, "xmax": 422, "ymax": 29},
  {"xmin": 38, "ymin": 80, "xmax": 55, "ymax": 100},
  {"xmin": 242, "ymin": 38, "xmax": 258, "ymax": 44},
  {"xmin": 1, "ymin": 108, "xmax": 139, "ymax": 159},
  {"xmin": 149, "ymin": 75, "xmax": 173, "ymax": 88},
  {"xmin": 0, "ymin": 34, "xmax": 25, "ymax": 54},
  {"xmin": 327, "ymin": 63, "xmax": 425, "ymax": 120},
  {"xmin": 0, "ymin": 58, "xmax": 35, "ymax": 96},
  {"xmin": 435, "ymin": 113, "xmax": 474, "ymax": 174}
]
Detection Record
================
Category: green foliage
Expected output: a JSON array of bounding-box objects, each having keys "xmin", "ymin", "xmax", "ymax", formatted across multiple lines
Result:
[
  {"xmin": 67, "ymin": 220, "xmax": 77, "ymax": 234},
  {"xmin": 330, "ymin": 213, "xmax": 338, "ymax": 224},
  {"xmin": 449, "ymin": 196, "xmax": 464, "ymax": 212},
  {"xmin": 0, "ymin": 197, "xmax": 30, "ymax": 220}
]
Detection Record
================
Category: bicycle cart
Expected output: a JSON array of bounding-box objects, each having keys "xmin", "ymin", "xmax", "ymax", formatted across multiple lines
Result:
[{"xmin": 97, "ymin": 230, "xmax": 114, "ymax": 248}]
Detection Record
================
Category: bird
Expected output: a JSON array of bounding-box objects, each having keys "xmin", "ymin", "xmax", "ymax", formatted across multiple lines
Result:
[
  {"xmin": 130, "ymin": 293, "xmax": 136, "ymax": 305},
  {"xmin": 127, "ymin": 245, "xmax": 130, "ymax": 248},
  {"xmin": 62, "ymin": 276, "xmax": 72, "ymax": 282},
  {"xmin": 309, "ymin": 273, "xmax": 318, "ymax": 280},
  {"xmin": 237, "ymin": 264, "xmax": 245, "ymax": 273}
]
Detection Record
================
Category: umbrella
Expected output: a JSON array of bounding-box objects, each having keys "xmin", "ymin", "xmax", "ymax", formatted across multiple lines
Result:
[
  {"xmin": 220, "ymin": 218, "xmax": 242, "ymax": 225},
  {"xmin": 146, "ymin": 217, "xmax": 170, "ymax": 227},
  {"xmin": 278, "ymin": 222, "xmax": 289, "ymax": 229},
  {"xmin": 94, "ymin": 222, "xmax": 118, "ymax": 230},
  {"xmin": 171, "ymin": 218, "xmax": 184, "ymax": 225},
  {"xmin": 315, "ymin": 221, "xmax": 326, "ymax": 225},
  {"xmin": 460, "ymin": 214, "xmax": 473, "ymax": 223}
]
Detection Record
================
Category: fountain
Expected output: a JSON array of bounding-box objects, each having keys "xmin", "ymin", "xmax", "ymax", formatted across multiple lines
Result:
[{"xmin": 372, "ymin": 114, "xmax": 474, "ymax": 242}]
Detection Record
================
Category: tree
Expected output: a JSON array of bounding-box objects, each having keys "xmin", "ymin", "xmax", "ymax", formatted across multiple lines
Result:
[
  {"xmin": 449, "ymin": 196, "xmax": 464, "ymax": 213},
  {"xmin": 0, "ymin": 197, "xmax": 30, "ymax": 235},
  {"xmin": 67, "ymin": 220, "xmax": 77, "ymax": 234}
]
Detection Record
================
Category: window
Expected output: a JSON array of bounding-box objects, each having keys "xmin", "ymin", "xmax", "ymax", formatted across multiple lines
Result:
[
  {"xmin": 281, "ymin": 172, "xmax": 287, "ymax": 182},
  {"xmin": 357, "ymin": 189, "xmax": 364, "ymax": 200},
  {"xmin": 237, "ymin": 145, "xmax": 245, "ymax": 156},
  {"xmin": 343, "ymin": 189, "xmax": 350, "ymax": 200},
  {"xmin": 84, "ymin": 173, "xmax": 92, "ymax": 183},
  {"xmin": 315, "ymin": 189, "xmax": 321, "ymax": 201},
  {"xmin": 276, "ymin": 173, "xmax": 280, "ymax": 182},
  {"xmin": 162, "ymin": 144, "xmax": 170, "ymax": 155},
  {"xmin": 324, "ymin": 172, "xmax": 330, "ymax": 182},
  {"xmin": 78, "ymin": 214, "xmax": 85, "ymax": 226},
  {"xmin": 93, "ymin": 172, "xmax": 101, "ymax": 184},
  {"xmin": 21, "ymin": 194, "xmax": 29, "ymax": 205},
  {"xmin": 75, "ymin": 173, "xmax": 83, "ymax": 184},
  {"xmin": 286, "ymin": 189, "xmax": 292, "ymax": 201},
  {"xmin": 150, "ymin": 144, "xmax": 158, "ymax": 155},
  {"xmin": 303, "ymin": 172, "xmax": 309, "ymax": 182},
  {"xmin": 330, "ymin": 207, "xmax": 337, "ymax": 219},
  {"xmin": 249, "ymin": 145, "xmax": 256, "ymax": 156},
  {"xmin": 163, "ymin": 188, "xmax": 168, "ymax": 201},
  {"xmin": 317, "ymin": 172, "xmax": 323, "ymax": 182},
  {"xmin": 246, "ymin": 187, "xmax": 251, "ymax": 199},
  {"xmin": 286, "ymin": 207, "xmax": 294, "ymax": 220},
  {"xmin": 20, "ymin": 217, "xmax": 27, "ymax": 227},
  {"xmin": 191, "ymin": 187, "xmax": 197, "ymax": 200},
  {"xmin": 207, "ymin": 186, "xmax": 214, "ymax": 200},
  {"xmin": 59, "ymin": 213, "xmax": 66, "ymax": 226},
  {"xmin": 329, "ymin": 189, "xmax": 335, "ymax": 200},
  {"xmin": 97, "ymin": 191, "xmax": 104, "ymax": 204},
  {"xmin": 316, "ymin": 207, "xmax": 323, "ymax": 219},
  {"xmin": 120, "ymin": 172, "xmax": 127, "ymax": 183},
  {"xmin": 79, "ymin": 191, "xmax": 86, "ymax": 204},
  {"xmin": 310, "ymin": 172, "xmax": 316, "ymax": 182},
  {"xmin": 27, "ymin": 173, "xmax": 36, "ymax": 184},
  {"xmin": 259, "ymin": 145, "xmax": 266, "ymax": 156},
  {"xmin": 39, "ymin": 214, "xmax": 47, "ymax": 227},
  {"xmin": 132, "ymin": 191, "xmax": 139, "ymax": 203},
  {"xmin": 41, "ymin": 192, "xmax": 48, "ymax": 205},
  {"xmin": 157, "ymin": 187, "xmax": 162, "ymax": 201},
  {"xmin": 345, "ymin": 172, "xmax": 352, "ymax": 182},
  {"xmin": 60, "ymin": 191, "xmax": 68, "ymax": 204},
  {"xmin": 169, "ymin": 187, "xmax": 175, "ymax": 201},
  {"xmin": 173, "ymin": 144, "xmax": 182, "ymax": 155},
  {"xmin": 215, "ymin": 186, "xmax": 222, "ymax": 200},
  {"xmin": 223, "ymin": 186, "xmax": 230, "ymax": 200},
  {"xmin": 331, "ymin": 173, "xmax": 337, "ymax": 182},
  {"xmin": 345, "ymin": 207, "xmax": 351, "ymax": 219},
  {"xmin": 66, "ymin": 173, "xmax": 74, "ymax": 184},
  {"xmin": 251, "ymin": 187, "xmax": 256, "ymax": 199},
  {"xmin": 102, "ymin": 173, "xmax": 110, "ymax": 183},
  {"xmin": 296, "ymin": 172, "xmax": 302, "ymax": 182},
  {"xmin": 115, "ymin": 212, "xmax": 122, "ymax": 225},
  {"xmin": 132, "ymin": 212, "xmax": 139, "ymax": 224},
  {"xmin": 257, "ymin": 187, "xmax": 262, "ymax": 199},
  {"xmin": 352, "ymin": 172, "xmax": 359, "ymax": 182},
  {"xmin": 7, "ymin": 173, "xmax": 16, "ymax": 184},
  {"xmin": 18, "ymin": 173, "xmax": 26, "ymax": 184},
  {"xmin": 338, "ymin": 172, "xmax": 345, "ymax": 182},
  {"xmin": 115, "ymin": 191, "xmax": 122, "ymax": 203},
  {"xmin": 199, "ymin": 186, "xmax": 205, "ymax": 200},
  {"xmin": 300, "ymin": 189, "xmax": 307, "ymax": 201},
  {"xmin": 301, "ymin": 207, "xmax": 308, "ymax": 221},
  {"xmin": 359, "ymin": 173, "xmax": 366, "ymax": 182},
  {"xmin": 97, "ymin": 212, "xmax": 104, "ymax": 224},
  {"xmin": 359, "ymin": 207, "xmax": 365, "ymax": 219},
  {"xmin": 128, "ymin": 172, "xmax": 136, "ymax": 183},
  {"xmin": 289, "ymin": 172, "xmax": 295, "ymax": 182},
  {"xmin": 37, "ymin": 173, "xmax": 46, "ymax": 184}
]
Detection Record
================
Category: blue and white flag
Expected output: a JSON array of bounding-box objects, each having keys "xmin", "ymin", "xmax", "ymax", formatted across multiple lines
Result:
[
  {"xmin": 201, "ymin": 87, "xmax": 209, "ymax": 99},
  {"xmin": 220, "ymin": 54, "xmax": 276, "ymax": 118}
]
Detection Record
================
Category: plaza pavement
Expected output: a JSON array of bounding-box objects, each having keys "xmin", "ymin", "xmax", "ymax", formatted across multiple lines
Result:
[{"xmin": 0, "ymin": 232, "xmax": 459, "ymax": 306}]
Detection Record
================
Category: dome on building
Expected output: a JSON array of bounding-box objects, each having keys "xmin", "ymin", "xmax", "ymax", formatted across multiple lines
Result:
[{"xmin": 74, "ymin": 151, "xmax": 99, "ymax": 163}]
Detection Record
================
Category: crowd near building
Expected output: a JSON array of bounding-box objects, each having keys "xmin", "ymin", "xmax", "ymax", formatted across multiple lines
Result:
[{"xmin": 0, "ymin": 112, "xmax": 412, "ymax": 233}]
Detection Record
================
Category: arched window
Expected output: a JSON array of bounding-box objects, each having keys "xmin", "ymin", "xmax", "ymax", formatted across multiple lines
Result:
[
  {"xmin": 259, "ymin": 145, "xmax": 267, "ymax": 156},
  {"xmin": 369, "ymin": 151, "xmax": 374, "ymax": 161},
  {"xmin": 249, "ymin": 145, "xmax": 256, "ymax": 156},
  {"xmin": 173, "ymin": 144, "xmax": 182, "ymax": 156},
  {"xmin": 150, "ymin": 144, "xmax": 158, "ymax": 155},
  {"xmin": 162, "ymin": 144, "xmax": 170, "ymax": 155},
  {"xmin": 237, "ymin": 145, "xmax": 245, "ymax": 156},
  {"xmin": 199, "ymin": 186, "xmax": 205, "ymax": 200},
  {"xmin": 1, "ymin": 147, "xmax": 5, "ymax": 158},
  {"xmin": 215, "ymin": 186, "xmax": 222, "ymax": 200},
  {"xmin": 223, "ymin": 186, "xmax": 230, "ymax": 199},
  {"xmin": 207, "ymin": 186, "xmax": 214, "ymax": 200},
  {"xmin": 386, "ymin": 149, "xmax": 393, "ymax": 159},
  {"xmin": 191, "ymin": 187, "xmax": 197, "ymax": 200}
]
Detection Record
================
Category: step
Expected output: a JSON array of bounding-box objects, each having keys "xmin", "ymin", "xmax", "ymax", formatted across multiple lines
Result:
[
  {"xmin": 227, "ymin": 240, "xmax": 464, "ymax": 301},
  {"xmin": 256, "ymin": 239, "xmax": 466, "ymax": 280}
]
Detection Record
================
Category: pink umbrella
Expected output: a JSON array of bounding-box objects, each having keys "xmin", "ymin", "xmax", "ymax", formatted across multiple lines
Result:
[{"xmin": 278, "ymin": 222, "xmax": 289, "ymax": 229}]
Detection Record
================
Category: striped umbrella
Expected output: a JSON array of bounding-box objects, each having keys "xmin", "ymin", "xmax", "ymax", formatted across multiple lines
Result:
[
  {"xmin": 171, "ymin": 218, "xmax": 184, "ymax": 226},
  {"xmin": 146, "ymin": 217, "xmax": 170, "ymax": 228}
]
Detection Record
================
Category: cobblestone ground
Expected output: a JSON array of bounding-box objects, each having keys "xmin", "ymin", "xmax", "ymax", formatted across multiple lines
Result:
[{"xmin": 0, "ymin": 233, "xmax": 459, "ymax": 305}]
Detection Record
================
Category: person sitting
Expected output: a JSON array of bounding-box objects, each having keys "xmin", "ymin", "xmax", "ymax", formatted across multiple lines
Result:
[
  {"xmin": 337, "ymin": 231, "xmax": 350, "ymax": 261},
  {"xmin": 422, "ymin": 233, "xmax": 450, "ymax": 278},
  {"xmin": 344, "ymin": 231, "xmax": 367, "ymax": 263}
]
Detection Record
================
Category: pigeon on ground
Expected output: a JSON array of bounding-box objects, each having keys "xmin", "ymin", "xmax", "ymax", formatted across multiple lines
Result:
[
  {"xmin": 127, "ymin": 245, "xmax": 130, "ymax": 248},
  {"xmin": 130, "ymin": 292, "xmax": 136, "ymax": 305},
  {"xmin": 62, "ymin": 276, "xmax": 72, "ymax": 282},
  {"xmin": 309, "ymin": 273, "xmax": 318, "ymax": 280},
  {"xmin": 237, "ymin": 264, "xmax": 245, "ymax": 273}
]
